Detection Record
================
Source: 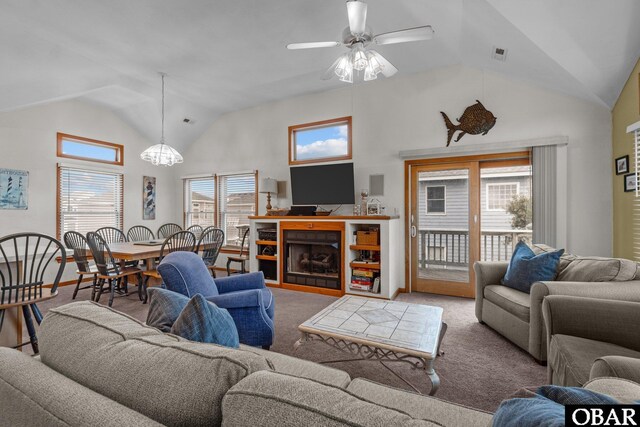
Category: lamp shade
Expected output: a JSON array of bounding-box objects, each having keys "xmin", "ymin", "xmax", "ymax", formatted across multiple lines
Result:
[{"xmin": 259, "ymin": 178, "xmax": 278, "ymax": 194}]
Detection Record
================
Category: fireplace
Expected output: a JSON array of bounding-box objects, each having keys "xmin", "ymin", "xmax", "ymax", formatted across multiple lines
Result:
[{"xmin": 283, "ymin": 228, "xmax": 342, "ymax": 290}]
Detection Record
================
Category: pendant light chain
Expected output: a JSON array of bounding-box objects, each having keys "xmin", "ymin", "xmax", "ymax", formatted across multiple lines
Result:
[{"xmin": 161, "ymin": 73, "xmax": 165, "ymax": 145}]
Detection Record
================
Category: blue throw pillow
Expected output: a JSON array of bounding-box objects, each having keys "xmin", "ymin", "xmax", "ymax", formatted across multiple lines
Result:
[
  {"xmin": 493, "ymin": 386, "xmax": 619, "ymax": 427},
  {"xmin": 502, "ymin": 241, "xmax": 564, "ymax": 293},
  {"xmin": 171, "ymin": 294, "xmax": 239, "ymax": 348},
  {"xmin": 146, "ymin": 287, "xmax": 190, "ymax": 332}
]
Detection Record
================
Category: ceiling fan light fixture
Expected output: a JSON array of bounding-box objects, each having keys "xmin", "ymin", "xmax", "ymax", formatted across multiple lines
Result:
[
  {"xmin": 351, "ymin": 43, "xmax": 368, "ymax": 71},
  {"xmin": 334, "ymin": 53, "xmax": 352, "ymax": 78}
]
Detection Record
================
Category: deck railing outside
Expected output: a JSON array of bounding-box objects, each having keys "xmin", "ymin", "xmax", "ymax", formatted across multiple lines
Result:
[{"xmin": 418, "ymin": 229, "xmax": 532, "ymax": 268}]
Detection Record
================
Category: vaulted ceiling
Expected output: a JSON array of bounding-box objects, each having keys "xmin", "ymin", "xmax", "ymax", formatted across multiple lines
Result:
[{"xmin": 1, "ymin": 0, "xmax": 639, "ymax": 151}]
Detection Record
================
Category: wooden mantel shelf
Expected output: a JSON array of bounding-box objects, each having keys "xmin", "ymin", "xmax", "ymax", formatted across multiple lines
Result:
[{"xmin": 249, "ymin": 215, "xmax": 399, "ymax": 220}]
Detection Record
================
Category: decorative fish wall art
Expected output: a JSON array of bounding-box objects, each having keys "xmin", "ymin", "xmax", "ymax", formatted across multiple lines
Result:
[{"xmin": 440, "ymin": 100, "xmax": 497, "ymax": 147}]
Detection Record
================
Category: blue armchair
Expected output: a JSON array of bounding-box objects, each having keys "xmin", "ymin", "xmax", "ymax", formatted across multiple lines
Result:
[{"xmin": 157, "ymin": 251, "xmax": 274, "ymax": 349}]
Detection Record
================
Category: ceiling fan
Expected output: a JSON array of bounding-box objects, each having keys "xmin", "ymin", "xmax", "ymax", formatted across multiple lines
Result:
[{"xmin": 286, "ymin": 0, "xmax": 434, "ymax": 83}]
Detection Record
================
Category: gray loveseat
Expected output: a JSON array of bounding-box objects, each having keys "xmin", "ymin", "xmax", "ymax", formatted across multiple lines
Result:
[{"xmin": 474, "ymin": 244, "xmax": 640, "ymax": 362}]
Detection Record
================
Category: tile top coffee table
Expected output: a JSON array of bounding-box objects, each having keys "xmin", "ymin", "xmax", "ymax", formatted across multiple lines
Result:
[{"xmin": 294, "ymin": 295, "xmax": 447, "ymax": 395}]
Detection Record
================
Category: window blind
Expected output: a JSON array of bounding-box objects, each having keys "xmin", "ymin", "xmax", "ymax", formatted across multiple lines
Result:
[
  {"xmin": 57, "ymin": 165, "xmax": 123, "ymax": 239},
  {"xmin": 630, "ymin": 122, "xmax": 640, "ymax": 260},
  {"xmin": 217, "ymin": 173, "xmax": 256, "ymax": 247},
  {"xmin": 532, "ymin": 145, "xmax": 557, "ymax": 247},
  {"xmin": 185, "ymin": 177, "xmax": 216, "ymax": 228}
]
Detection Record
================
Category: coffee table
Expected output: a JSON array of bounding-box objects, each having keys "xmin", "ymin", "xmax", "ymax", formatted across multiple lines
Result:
[{"xmin": 294, "ymin": 295, "xmax": 447, "ymax": 395}]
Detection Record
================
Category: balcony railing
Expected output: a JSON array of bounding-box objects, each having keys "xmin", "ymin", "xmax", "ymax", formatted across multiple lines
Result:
[{"xmin": 418, "ymin": 229, "xmax": 532, "ymax": 268}]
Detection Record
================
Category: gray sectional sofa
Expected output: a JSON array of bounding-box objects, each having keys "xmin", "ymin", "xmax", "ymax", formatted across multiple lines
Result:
[
  {"xmin": 1, "ymin": 300, "xmax": 640, "ymax": 426},
  {"xmin": 474, "ymin": 245, "xmax": 640, "ymax": 362},
  {"xmin": 0, "ymin": 301, "xmax": 492, "ymax": 427}
]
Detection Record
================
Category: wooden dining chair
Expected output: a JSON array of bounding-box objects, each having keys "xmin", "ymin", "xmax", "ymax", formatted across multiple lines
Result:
[
  {"xmin": 63, "ymin": 231, "xmax": 99, "ymax": 300},
  {"xmin": 86, "ymin": 232, "xmax": 143, "ymax": 306},
  {"xmin": 142, "ymin": 231, "xmax": 196, "ymax": 302},
  {"xmin": 95, "ymin": 226, "xmax": 127, "ymax": 244},
  {"xmin": 0, "ymin": 233, "xmax": 66, "ymax": 354},
  {"xmin": 157, "ymin": 223, "xmax": 182, "ymax": 239},
  {"xmin": 187, "ymin": 225, "xmax": 204, "ymax": 240},
  {"xmin": 198, "ymin": 227, "xmax": 225, "ymax": 278},
  {"xmin": 127, "ymin": 225, "xmax": 154, "ymax": 242},
  {"xmin": 226, "ymin": 227, "xmax": 250, "ymax": 275}
]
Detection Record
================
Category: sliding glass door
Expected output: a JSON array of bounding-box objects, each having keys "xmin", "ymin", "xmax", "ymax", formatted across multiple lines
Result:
[{"xmin": 407, "ymin": 154, "xmax": 531, "ymax": 298}]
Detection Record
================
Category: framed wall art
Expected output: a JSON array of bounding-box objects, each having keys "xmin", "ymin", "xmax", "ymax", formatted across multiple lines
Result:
[
  {"xmin": 624, "ymin": 173, "xmax": 637, "ymax": 193},
  {"xmin": 0, "ymin": 168, "xmax": 28, "ymax": 210},
  {"xmin": 143, "ymin": 176, "xmax": 156, "ymax": 220},
  {"xmin": 615, "ymin": 155, "xmax": 629, "ymax": 175}
]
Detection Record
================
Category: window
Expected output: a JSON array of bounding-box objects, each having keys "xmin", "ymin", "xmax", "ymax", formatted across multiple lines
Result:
[
  {"xmin": 289, "ymin": 117, "xmax": 352, "ymax": 165},
  {"xmin": 183, "ymin": 172, "xmax": 257, "ymax": 248},
  {"xmin": 486, "ymin": 182, "xmax": 520, "ymax": 211},
  {"xmin": 57, "ymin": 165, "xmax": 123, "ymax": 239},
  {"xmin": 426, "ymin": 185, "xmax": 446, "ymax": 215},
  {"xmin": 57, "ymin": 133, "xmax": 124, "ymax": 166},
  {"xmin": 218, "ymin": 173, "xmax": 257, "ymax": 247},
  {"xmin": 184, "ymin": 177, "xmax": 216, "ymax": 228}
]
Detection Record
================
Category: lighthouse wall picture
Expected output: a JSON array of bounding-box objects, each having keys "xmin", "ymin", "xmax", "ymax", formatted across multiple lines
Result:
[
  {"xmin": 0, "ymin": 169, "xmax": 28, "ymax": 210},
  {"xmin": 143, "ymin": 176, "xmax": 156, "ymax": 220}
]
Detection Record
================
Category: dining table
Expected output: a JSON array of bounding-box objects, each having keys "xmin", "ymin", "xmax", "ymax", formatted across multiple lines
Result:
[{"xmin": 108, "ymin": 240, "xmax": 164, "ymax": 270}]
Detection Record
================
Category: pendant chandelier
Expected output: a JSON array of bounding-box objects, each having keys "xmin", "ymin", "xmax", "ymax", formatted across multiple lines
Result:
[{"xmin": 140, "ymin": 73, "xmax": 183, "ymax": 166}]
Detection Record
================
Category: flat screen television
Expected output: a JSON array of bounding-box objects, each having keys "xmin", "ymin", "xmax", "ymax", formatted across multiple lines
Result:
[{"xmin": 290, "ymin": 163, "xmax": 355, "ymax": 205}]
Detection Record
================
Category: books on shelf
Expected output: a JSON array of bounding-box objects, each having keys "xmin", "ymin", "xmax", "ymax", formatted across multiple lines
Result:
[{"xmin": 350, "ymin": 265, "xmax": 380, "ymax": 293}]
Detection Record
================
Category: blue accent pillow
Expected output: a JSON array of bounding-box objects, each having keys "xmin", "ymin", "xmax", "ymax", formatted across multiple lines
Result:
[
  {"xmin": 170, "ymin": 294, "xmax": 239, "ymax": 348},
  {"xmin": 502, "ymin": 241, "xmax": 564, "ymax": 293},
  {"xmin": 158, "ymin": 251, "xmax": 219, "ymax": 298},
  {"xmin": 492, "ymin": 386, "xmax": 618, "ymax": 427},
  {"xmin": 146, "ymin": 287, "xmax": 190, "ymax": 332}
]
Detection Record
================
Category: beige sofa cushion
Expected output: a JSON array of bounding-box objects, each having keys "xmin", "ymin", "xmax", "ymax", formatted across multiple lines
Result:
[
  {"xmin": 530, "ymin": 243, "xmax": 639, "ymax": 282},
  {"xmin": 239, "ymin": 344, "xmax": 351, "ymax": 388},
  {"xmin": 0, "ymin": 348, "xmax": 162, "ymax": 427},
  {"xmin": 484, "ymin": 285, "xmax": 530, "ymax": 322},
  {"xmin": 39, "ymin": 301, "xmax": 272, "ymax": 427},
  {"xmin": 346, "ymin": 378, "xmax": 493, "ymax": 426},
  {"xmin": 549, "ymin": 334, "xmax": 640, "ymax": 387},
  {"xmin": 557, "ymin": 257, "xmax": 639, "ymax": 282},
  {"xmin": 584, "ymin": 377, "xmax": 640, "ymax": 404},
  {"xmin": 222, "ymin": 371, "xmax": 442, "ymax": 426},
  {"xmin": 590, "ymin": 356, "xmax": 640, "ymax": 384}
]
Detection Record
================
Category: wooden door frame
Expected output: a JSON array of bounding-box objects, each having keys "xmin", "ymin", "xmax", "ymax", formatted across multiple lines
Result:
[{"xmin": 404, "ymin": 151, "xmax": 530, "ymax": 297}]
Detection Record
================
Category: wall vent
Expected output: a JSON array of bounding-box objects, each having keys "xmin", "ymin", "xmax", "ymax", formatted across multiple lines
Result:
[{"xmin": 492, "ymin": 46, "xmax": 508, "ymax": 62}]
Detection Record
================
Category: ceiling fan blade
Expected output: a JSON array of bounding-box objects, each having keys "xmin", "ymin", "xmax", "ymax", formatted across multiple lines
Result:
[
  {"xmin": 287, "ymin": 41, "xmax": 341, "ymax": 50},
  {"xmin": 368, "ymin": 50, "xmax": 397, "ymax": 78},
  {"xmin": 347, "ymin": 0, "xmax": 367, "ymax": 35},
  {"xmin": 373, "ymin": 26, "xmax": 434, "ymax": 45}
]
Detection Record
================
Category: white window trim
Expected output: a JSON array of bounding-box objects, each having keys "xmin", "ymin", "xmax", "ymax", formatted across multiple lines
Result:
[
  {"xmin": 425, "ymin": 185, "xmax": 446, "ymax": 216},
  {"xmin": 57, "ymin": 164, "xmax": 123, "ymax": 239},
  {"xmin": 183, "ymin": 177, "xmax": 216, "ymax": 229},
  {"xmin": 486, "ymin": 182, "xmax": 520, "ymax": 212}
]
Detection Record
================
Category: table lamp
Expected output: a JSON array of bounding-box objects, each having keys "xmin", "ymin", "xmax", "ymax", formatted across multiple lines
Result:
[{"xmin": 260, "ymin": 178, "xmax": 278, "ymax": 212}]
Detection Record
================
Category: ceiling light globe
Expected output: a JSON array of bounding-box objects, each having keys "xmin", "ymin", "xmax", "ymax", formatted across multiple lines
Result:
[
  {"xmin": 140, "ymin": 143, "xmax": 184, "ymax": 167},
  {"xmin": 351, "ymin": 44, "xmax": 368, "ymax": 71}
]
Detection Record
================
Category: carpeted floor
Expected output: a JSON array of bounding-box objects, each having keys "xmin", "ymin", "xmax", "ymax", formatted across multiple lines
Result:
[{"xmin": 28, "ymin": 283, "xmax": 546, "ymax": 412}]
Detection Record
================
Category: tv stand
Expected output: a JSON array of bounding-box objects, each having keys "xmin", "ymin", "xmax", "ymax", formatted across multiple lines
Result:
[{"xmin": 248, "ymin": 215, "xmax": 402, "ymax": 299}]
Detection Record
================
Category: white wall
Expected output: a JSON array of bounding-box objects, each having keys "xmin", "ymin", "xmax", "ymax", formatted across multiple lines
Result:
[
  {"xmin": 175, "ymin": 65, "xmax": 612, "ymax": 265},
  {"xmin": 0, "ymin": 99, "xmax": 177, "ymax": 283}
]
